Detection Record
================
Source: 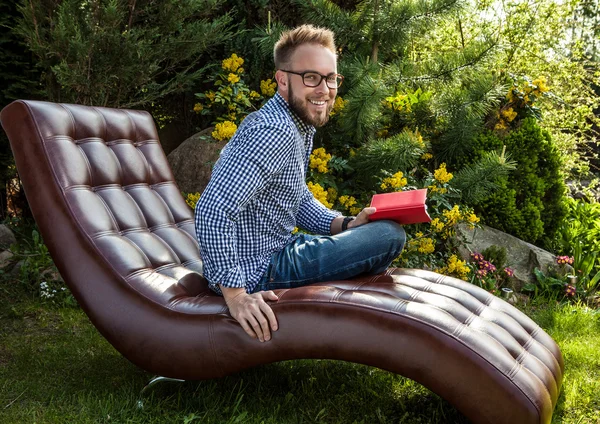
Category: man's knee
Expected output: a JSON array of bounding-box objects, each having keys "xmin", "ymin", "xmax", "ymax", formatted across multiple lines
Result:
[{"xmin": 370, "ymin": 220, "xmax": 406, "ymax": 256}]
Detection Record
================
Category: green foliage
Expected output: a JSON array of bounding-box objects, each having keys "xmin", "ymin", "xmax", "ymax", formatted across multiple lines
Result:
[
  {"xmin": 15, "ymin": 0, "xmax": 234, "ymax": 108},
  {"xmin": 0, "ymin": 0, "xmax": 45, "ymax": 218},
  {"xmin": 194, "ymin": 53, "xmax": 266, "ymax": 126},
  {"xmin": 522, "ymin": 268, "xmax": 571, "ymax": 301},
  {"xmin": 432, "ymin": 72, "xmax": 505, "ymax": 163},
  {"xmin": 349, "ymin": 129, "xmax": 426, "ymax": 185},
  {"xmin": 480, "ymin": 245, "xmax": 507, "ymax": 270},
  {"xmin": 451, "ymin": 150, "xmax": 516, "ymax": 204},
  {"xmin": 554, "ymin": 197, "xmax": 600, "ymax": 257},
  {"xmin": 572, "ymin": 241, "xmax": 600, "ymax": 297},
  {"xmin": 469, "ymin": 118, "xmax": 567, "ymax": 248}
]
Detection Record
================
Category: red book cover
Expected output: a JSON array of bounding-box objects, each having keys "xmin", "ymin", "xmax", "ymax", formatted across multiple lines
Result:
[{"xmin": 369, "ymin": 189, "xmax": 431, "ymax": 225}]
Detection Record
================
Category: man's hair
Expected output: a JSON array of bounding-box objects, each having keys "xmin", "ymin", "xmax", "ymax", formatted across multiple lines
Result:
[{"xmin": 274, "ymin": 24, "xmax": 336, "ymax": 69}]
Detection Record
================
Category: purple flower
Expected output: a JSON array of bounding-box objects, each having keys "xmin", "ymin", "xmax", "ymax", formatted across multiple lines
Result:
[
  {"xmin": 476, "ymin": 269, "xmax": 488, "ymax": 278},
  {"xmin": 471, "ymin": 252, "xmax": 484, "ymax": 264},
  {"xmin": 565, "ymin": 284, "xmax": 576, "ymax": 297},
  {"xmin": 504, "ymin": 267, "xmax": 514, "ymax": 277}
]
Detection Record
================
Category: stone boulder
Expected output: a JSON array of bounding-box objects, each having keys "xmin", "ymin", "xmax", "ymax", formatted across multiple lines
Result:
[
  {"xmin": 455, "ymin": 223, "xmax": 559, "ymax": 290},
  {"xmin": 0, "ymin": 224, "xmax": 16, "ymax": 249},
  {"xmin": 166, "ymin": 128, "xmax": 227, "ymax": 195}
]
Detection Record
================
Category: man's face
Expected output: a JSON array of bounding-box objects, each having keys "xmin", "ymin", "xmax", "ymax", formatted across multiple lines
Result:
[{"xmin": 277, "ymin": 44, "xmax": 338, "ymax": 128}]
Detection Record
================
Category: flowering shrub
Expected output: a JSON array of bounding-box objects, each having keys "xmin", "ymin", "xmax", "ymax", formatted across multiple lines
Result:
[
  {"xmin": 185, "ymin": 192, "xmax": 201, "ymax": 209},
  {"xmin": 194, "ymin": 53, "xmax": 271, "ymax": 141},
  {"xmin": 303, "ymin": 145, "xmax": 483, "ymax": 283},
  {"xmin": 309, "ymin": 147, "xmax": 332, "ymax": 173},
  {"xmin": 494, "ymin": 75, "xmax": 550, "ymax": 131},
  {"xmin": 212, "ymin": 121, "xmax": 238, "ymax": 141},
  {"xmin": 468, "ymin": 251, "xmax": 515, "ymax": 293},
  {"xmin": 260, "ymin": 79, "xmax": 277, "ymax": 97}
]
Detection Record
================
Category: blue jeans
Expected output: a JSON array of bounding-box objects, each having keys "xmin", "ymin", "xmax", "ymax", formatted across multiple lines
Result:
[{"xmin": 252, "ymin": 220, "xmax": 406, "ymax": 292}]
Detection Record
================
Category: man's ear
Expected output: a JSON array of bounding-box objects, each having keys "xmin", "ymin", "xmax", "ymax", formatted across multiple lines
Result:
[{"xmin": 275, "ymin": 70, "xmax": 288, "ymax": 96}]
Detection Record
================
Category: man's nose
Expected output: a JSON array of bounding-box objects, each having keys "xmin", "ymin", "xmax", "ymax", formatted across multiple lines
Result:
[{"xmin": 315, "ymin": 77, "xmax": 330, "ymax": 93}]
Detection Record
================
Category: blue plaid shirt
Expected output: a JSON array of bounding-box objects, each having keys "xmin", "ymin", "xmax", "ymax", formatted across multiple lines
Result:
[{"xmin": 195, "ymin": 93, "xmax": 341, "ymax": 294}]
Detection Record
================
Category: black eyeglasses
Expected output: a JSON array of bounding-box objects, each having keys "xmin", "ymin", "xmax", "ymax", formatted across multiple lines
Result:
[{"xmin": 279, "ymin": 70, "xmax": 344, "ymax": 89}]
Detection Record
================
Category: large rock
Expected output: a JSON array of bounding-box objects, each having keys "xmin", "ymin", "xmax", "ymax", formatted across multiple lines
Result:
[
  {"xmin": 456, "ymin": 223, "xmax": 559, "ymax": 290},
  {"xmin": 166, "ymin": 128, "xmax": 227, "ymax": 194},
  {"xmin": 0, "ymin": 224, "xmax": 16, "ymax": 249}
]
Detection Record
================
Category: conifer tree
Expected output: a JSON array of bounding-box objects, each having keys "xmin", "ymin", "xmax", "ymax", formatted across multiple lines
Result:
[{"xmin": 14, "ymin": 0, "xmax": 234, "ymax": 108}]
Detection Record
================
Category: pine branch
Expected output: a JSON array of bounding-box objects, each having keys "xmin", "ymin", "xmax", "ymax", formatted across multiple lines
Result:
[
  {"xmin": 350, "ymin": 130, "xmax": 426, "ymax": 183},
  {"xmin": 338, "ymin": 73, "xmax": 389, "ymax": 144},
  {"xmin": 452, "ymin": 150, "xmax": 517, "ymax": 204}
]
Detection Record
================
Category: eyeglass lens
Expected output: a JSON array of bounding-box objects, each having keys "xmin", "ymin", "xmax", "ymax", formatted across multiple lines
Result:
[{"xmin": 303, "ymin": 72, "xmax": 342, "ymax": 88}]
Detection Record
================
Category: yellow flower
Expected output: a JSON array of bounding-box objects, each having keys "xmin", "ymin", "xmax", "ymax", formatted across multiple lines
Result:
[
  {"xmin": 307, "ymin": 182, "xmax": 332, "ymax": 208},
  {"xmin": 430, "ymin": 218, "xmax": 444, "ymax": 232},
  {"xmin": 327, "ymin": 187, "xmax": 337, "ymax": 203},
  {"xmin": 211, "ymin": 121, "xmax": 237, "ymax": 141},
  {"xmin": 465, "ymin": 212, "xmax": 479, "ymax": 224},
  {"xmin": 443, "ymin": 205, "xmax": 461, "ymax": 226},
  {"xmin": 222, "ymin": 53, "xmax": 244, "ymax": 72},
  {"xmin": 349, "ymin": 206, "xmax": 361, "ymax": 216},
  {"xmin": 309, "ymin": 147, "xmax": 332, "ymax": 174},
  {"xmin": 205, "ymin": 91, "xmax": 216, "ymax": 102},
  {"xmin": 533, "ymin": 76, "xmax": 548, "ymax": 93},
  {"xmin": 193, "ymin": 103, "xmax": 203, "ymax": 113},
  {"xmin": 249, "ymin": 90, "xmax": 261, "ymax": 99},
  {"xmin": 237, "ymin": 67, "xmax": 244, "ymax": 74},
  {"xmin": 291, "ymin": 227, "xmax": 299, "ymax": 234},
  {"xmin": 260, "ymin": 79, "xmax": 277, "ymax": 97},
  {"xmin": 416, "ymin": 237, "xmax": 435, "ymax": 254},
  {"xmin": 428, "ymin": 184, "xmax": 448, "ymax": 195},
  {"xmin": 495, "ymin": 120, "xmax": 508, "ymax": 130},
  {"xmin": 414, "ymin": 129, "xmax": 425, "ymax": 148},
  {"xmin": 501, "ymin": 107, "xmax": 517, "ymax": 122},
  {"xmin": 434, "ymin": 163, "xmax": 453, "ymax": 184},
  {"xmin": 381, "ymin": 171, "xmax": 407, "ymax": 191},
  {"xmin": 338, "ymin": 195, "xmax": 357, "ymax": 209},
  {"xmin": 421, "ymin": 152, "xmax": 433, "ymax": 160},
  {"xmin": 445, "ymin": 254, "xmax": 470, "ymax": 280},
  {"xmin": 227, "ymin": 73, "xmax": 240, "ymax": 84},
  {"xmin": 185, "ymin": 192, "xmax": 201, "ymax": 209},
  {"xmin": 330, "ymin": 96, "xmax": 348, "ymax": 116}
]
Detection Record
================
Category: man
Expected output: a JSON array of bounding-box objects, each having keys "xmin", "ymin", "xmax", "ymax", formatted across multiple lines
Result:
[{"xmin": 195, "ymin": 24, "xmax": 405, "ymax": 343}]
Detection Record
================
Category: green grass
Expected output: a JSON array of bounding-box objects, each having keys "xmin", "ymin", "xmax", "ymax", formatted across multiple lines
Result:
[{"xmin": 1, "ymin": 285, "xmax": 599, "ymax": 423}]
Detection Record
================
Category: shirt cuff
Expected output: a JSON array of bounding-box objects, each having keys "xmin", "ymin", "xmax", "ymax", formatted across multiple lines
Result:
[{"xmin": 207, "ymin": 266, "xmax": 246, "ymax": 295}]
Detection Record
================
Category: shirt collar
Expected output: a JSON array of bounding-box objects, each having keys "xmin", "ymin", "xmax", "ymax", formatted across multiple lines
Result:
[{"xmin": 273, "ymin": 92, "xmax": 316, "ymax": 137}]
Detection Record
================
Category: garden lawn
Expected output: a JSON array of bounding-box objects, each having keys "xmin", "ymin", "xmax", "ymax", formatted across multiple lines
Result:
[{"xmin": 0, "ymin": 287, "xmax": 598, "ymax": 424}]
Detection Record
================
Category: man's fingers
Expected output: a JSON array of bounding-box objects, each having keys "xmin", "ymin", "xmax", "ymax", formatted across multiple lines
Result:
[
  {"xmin": 246, "ymin": 313, "xmax": 266, "ymax": 342},
  {"xmin": 260, "ymin": 300, "xmax": 278, "ymax": 332},
  {"xmin": 361, "ymin": 206, "xmax": 377, "ymax": 216},
  {"xmin": 238, "ymin": 317, "xmax": 258, "ymax": 340},
  {"xmin": 261, "ymin": 290, "xmax": 279, "ymax": 301}
]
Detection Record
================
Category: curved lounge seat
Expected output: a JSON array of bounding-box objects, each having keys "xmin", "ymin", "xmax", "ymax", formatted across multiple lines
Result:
[{"xmin": 1, "ymin": 100, "xmax": 563, "ymax": 424}]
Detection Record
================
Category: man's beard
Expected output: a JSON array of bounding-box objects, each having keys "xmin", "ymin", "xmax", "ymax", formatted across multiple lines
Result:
[{"xmin": 288, "ymin": 81, "xmax": 333, "ymax": 128}]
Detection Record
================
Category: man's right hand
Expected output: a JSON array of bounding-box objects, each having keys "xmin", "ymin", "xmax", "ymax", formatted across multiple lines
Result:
[{"xmin": 220, "ymin": 286, "xmax": 279, "ymax": 342}]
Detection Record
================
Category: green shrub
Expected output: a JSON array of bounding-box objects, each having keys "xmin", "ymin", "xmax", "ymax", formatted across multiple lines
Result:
[{"xmin": 467, "ymin": 118, "xmax": 567, "ymax": 248}]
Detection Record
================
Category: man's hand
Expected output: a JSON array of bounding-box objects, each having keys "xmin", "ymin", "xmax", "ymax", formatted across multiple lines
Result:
[
  {"xmin": 220, "ymin": 286, "xmax": 279, "ymax": 342},
  {"xmin": 347, "ymin": 206, "xmax": 376, "ymax": 229},
  {"xmin": 331, "ymin": 207, "xmax": 377, "ymax": 234}
]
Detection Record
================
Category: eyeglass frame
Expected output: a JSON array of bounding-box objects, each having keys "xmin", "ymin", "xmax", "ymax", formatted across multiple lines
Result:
[{"xmin": 279, "ymin": 69, "xmax": 344, "ymax": 89}]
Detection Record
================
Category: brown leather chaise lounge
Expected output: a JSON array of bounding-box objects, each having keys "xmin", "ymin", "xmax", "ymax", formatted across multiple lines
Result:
[{"xmin": 1, "ymin": 100, "xmax": 563, "ymax": 424}]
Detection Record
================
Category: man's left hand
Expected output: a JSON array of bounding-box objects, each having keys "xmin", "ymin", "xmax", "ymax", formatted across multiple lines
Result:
[{"xmin": 347, "ymin": 207, "xmax": 376, "ymax": 229}]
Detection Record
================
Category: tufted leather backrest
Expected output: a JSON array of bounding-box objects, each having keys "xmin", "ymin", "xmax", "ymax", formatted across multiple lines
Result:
[{"xmin": 1, "ymin": 101, "xmax": 211, "ymax": 305}]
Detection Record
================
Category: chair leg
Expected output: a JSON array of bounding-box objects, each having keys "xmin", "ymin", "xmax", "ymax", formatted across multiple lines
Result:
[{"xmin": 136, "ymin": 376, "xmax": 185, "ymax": 409}]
